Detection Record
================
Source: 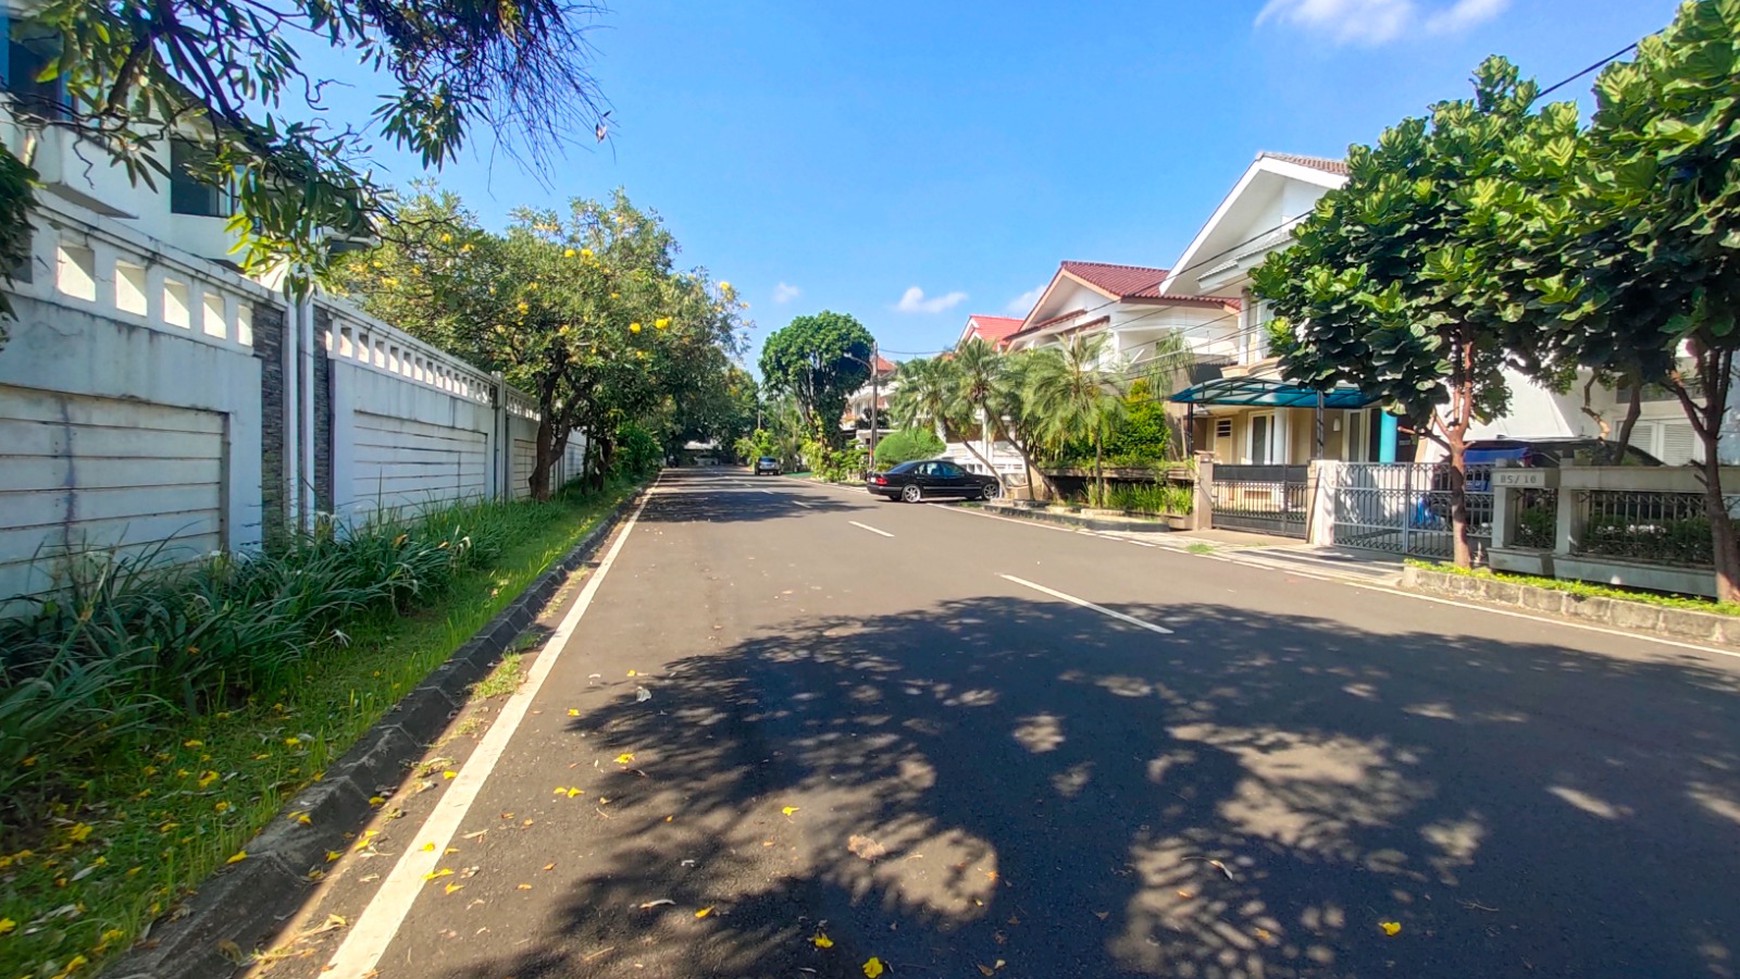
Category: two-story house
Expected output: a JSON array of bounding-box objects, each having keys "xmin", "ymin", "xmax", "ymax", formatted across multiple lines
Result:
[{"xmin": 1158, "ymin": 151, "xmax": 1702, "ymax": 466}]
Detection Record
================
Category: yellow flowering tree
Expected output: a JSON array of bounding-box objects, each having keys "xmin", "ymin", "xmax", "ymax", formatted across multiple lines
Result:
[{"xmin": 339, "ymin": 190, "xmax": 744, "ymax": 497}]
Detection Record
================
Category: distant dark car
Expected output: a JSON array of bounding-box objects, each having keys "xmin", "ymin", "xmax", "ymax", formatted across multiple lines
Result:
[
  {"xmin": 754, "ymin": 456, "xmax": 781, "ymax": 476},
  {"xmin": 866, "ymin": 459, "xmax": 1001, "ymax": 502}
]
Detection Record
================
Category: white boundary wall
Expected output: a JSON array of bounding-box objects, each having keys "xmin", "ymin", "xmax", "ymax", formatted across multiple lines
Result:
[{"xmin": 0, "ymin": 198, "xmax": 585, "ymax": 606}]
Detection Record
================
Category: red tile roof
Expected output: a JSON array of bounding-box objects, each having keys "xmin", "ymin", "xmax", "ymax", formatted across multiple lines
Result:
[
  {"xmin": 1060, "ymin": 260, "xmax": 1170, "ymax": 300},
  {"xmin": 1258, "ymin": 151, "xmax": 1349, "ymax": 176},
  {"xmin": 875, "ymin": 355, "xmax": 896, "ymax": 374},
  {"xmin": 962, "ymin": 314, "xmax": 1026, "ymax": 347}
]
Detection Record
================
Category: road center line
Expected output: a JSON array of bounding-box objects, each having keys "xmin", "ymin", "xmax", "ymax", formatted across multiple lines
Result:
[
  {"xmin": 325, "ymin": 480, "xmax": 659, "ymax": 977},
  {"xmin": 998, "ymin": 574, "xmax": 1175, "ymax": 634},
  {"xmin": 793, "ymin": 500, "xmax": 815, "ymax": 508},
  {"xmin": 849, "ymin": 520, "xmax": 895, "ymax": 538}
]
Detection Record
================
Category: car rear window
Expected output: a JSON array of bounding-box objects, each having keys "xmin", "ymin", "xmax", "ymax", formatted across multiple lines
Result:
[{"xmin": 887, "ymin": 461, "xmax": 921, "ymax": 474}]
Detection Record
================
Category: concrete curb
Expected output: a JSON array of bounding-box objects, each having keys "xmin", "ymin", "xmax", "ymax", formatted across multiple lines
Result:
[
  {"xmin": 1400, "ymin": 565, "xmax": 1740, "ymax": 646},
  {"xmin": 102, "ymin": 490, "xmax": 642, "ymax": 979},
  {"xmin": 975, "ymin": 502, "xmax": 1177, "ymax": 534}
]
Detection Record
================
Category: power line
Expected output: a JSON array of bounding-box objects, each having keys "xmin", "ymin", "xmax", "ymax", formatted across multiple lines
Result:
[{"xmin": 1539, "ymin": 42, "xmax": 1638, "ymax": 99}]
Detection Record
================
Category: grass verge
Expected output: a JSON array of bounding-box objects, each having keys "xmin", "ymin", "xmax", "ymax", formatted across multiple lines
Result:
[
  {"xmin": 1405, "ymin": 559, "xmax": 1740, "ymax": 616},
  {"xmin": 0, "ymin": 480, "xmax": 636, "ymax": 978}
]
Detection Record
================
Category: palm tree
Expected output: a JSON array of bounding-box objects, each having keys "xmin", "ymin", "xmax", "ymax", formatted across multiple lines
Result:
[
  {"xmin": 1023, "ymin": 332, "xmax": 1129, "ymax": 506},
  {"xmin": 889, "ymin": 356, "xmax": 959, "ymax": 440}
]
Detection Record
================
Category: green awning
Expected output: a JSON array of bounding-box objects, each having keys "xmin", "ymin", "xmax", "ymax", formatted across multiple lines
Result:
[{"xmin": 1170, "ymin": 377, "xmax": 1378, "ymax": 409}]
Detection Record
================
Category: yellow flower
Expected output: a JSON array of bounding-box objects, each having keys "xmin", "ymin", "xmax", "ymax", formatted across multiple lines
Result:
[
  {"xmin": 630, "ymin": 323, "xmax": 642, "ymax": 333},
  {"xmin": 368, "ymin": 795, "xmax": 386, "ymax": 807},
  {"xmin": 440, "ymin": 233, "xmax": 453, "ymax": 243},
  {"xmin": 67, "ymin": 823, "xmax": 93, "ymax": 843},
  {"xmin": 719, "ymin": 281, "xmax": 732, "ymax": 291},
  {"xmin": 812, "ymin": 932, "xmax": 834, "ymax": 948},
  {"xmin": 581, "ymin": 247, "xmax": 594, "ymax": 258},
  {"xmin": 863, "ymin": 957, "xmax": 885, "ymax": 978},
  {"xmin": 98, "ymin": 927, "xmax": 125, "ymax": 947},
  {"xmin": 0, "ymin": 917, "xmax": 15, "ymax": 936},
  {"xmin": 614, "ymin": 753, "xmax": 635, "ymax": 765},
  {"xmin": 284, "ymin": 737, "xmax": 301, "ymax": 748},
  {"xmin": 517, "ymin": 301, "xmax": 530, "ymax": 315},
  {"xmin": 565, "ymin": 248, "xmax": 577, "ymax": 258},
  {"xmin": 781, "ymin": 806, "xmax": 799, "ymax": 817},
  {"xmin": 655, "ymin": 318, "xmax": 670, "ymax": 330},
  {"xmin": 1380, "ymin": 921, "xmax": 1402, "ymax": 937},
  {"xmin": 182, "ymin": 739, "xmax": 203, "ymax": 749},
  {"xmin": 214, "ymin": 801, "xmax": 230, "ymax": 813},
  {"xmin": 197, "ymin": 771, "xmax": 219, "ymax": 789},
  {"xmin": 610, "ymin": 292, "xmax": 619, "ymax": 299}
]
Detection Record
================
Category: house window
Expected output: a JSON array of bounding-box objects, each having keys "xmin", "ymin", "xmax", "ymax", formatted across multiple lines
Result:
[
  {"xmin": 4, "ymin": 25, "xmax": 68, "ymax": 121},
  {"xmin": 169, "ymin": 138, "xmax": 237, "ymax": 218},
  {"xmin": 1214, "ymin": 418, "xmax": 1233, "ymax": 440},
  {"xmin": 1249, "ymin": 413, "xmax": 1273, "ymax": 465}
]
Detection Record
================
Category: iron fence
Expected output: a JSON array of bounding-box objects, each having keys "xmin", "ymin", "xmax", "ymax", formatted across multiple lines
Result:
[
  {"xmin": 1326, "ymin": 462, "xmax": 1494, "ymax": 560},
  {"xmin": 1574, "ymin": 490, "xmax": 1714, "ymax": 566},
  {"xmin": 1513, "ymin": 488, "xmax": 1558, "ymax": 549},
  {"xmin": 1211, "ymin": 464, "xmax": 1309, "ymax": 538}
]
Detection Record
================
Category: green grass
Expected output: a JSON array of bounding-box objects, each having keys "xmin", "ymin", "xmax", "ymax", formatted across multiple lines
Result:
[
  {"xmin": 471, "ymin": 652, "xmax": 525, "ymax": 699},
  {"xmin": 1186, "ymin": 542, "xmax": 1216, "ymax": 555},
  {"xmin": 0, "ymin": 481, "xmax": 636, "ymax": 978},
  {"xmin": 1405, "ymin": 559, "xmax": 1740, "ymax": 616}
]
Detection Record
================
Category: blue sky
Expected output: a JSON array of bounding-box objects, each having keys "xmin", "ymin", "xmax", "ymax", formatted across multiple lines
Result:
[{"xmin": 319, "ymin": 0, "xmax": 1681, "ymax": 364}]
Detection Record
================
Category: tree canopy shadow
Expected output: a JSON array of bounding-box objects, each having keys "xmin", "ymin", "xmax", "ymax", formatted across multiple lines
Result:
[
  {"xmin": 639, "ymin": 471, "xmax": 863, "ymax": 524},
  {"xmin": 441, "ymin": 593, "xmax": 1740, "ymax": 979}
]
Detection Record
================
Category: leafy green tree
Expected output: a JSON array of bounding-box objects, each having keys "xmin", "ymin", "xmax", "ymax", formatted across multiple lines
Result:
[
  {"xmin": 1102, "ymin": 379, "xmax": 1173, "ymax": 466},
  {"xmin": 1497, "ymin": 1, "xmax": 1740, "ymax": 598},
  {"xmin": 1023, "ymin": 333, "xmax": 1129, "ymax": 507},
  {"xmin": 873, "ymin": 428, "xmax": 946, "ymax": 468},
  {"xmin": 888, "ymin": 356, "xmax": 957, "ymax": 439},
  {"xmin": 340, "ymin": 190, "xmax": 742, "ymax": 498},
  {"xmin": 759, "ymin": 311, "xmax": 875, "ymax": 446},
  {"xmin": 1, "ymin": 0, "xmax": 608, "ymax": 298},
  {"xmin": 1253, "ymin": 57, "xmax": 1557, "ymax": 567}
]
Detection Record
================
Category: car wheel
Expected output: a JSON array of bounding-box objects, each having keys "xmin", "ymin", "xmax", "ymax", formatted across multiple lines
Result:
[
  {"xmin": 980, "ymin": 482, "xmax": 1001, "ymax": 501},
  {"xmin": 901, "ymin": 484, "xmax": 922, "ymax": 503}
]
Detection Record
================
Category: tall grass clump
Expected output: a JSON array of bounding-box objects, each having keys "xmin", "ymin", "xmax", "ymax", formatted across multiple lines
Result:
[
  {"xmin": 1100, "ymin": 481, "xmax": 1195, "ymax": 515},
  {"xmin": 0, "ymin": 494, "xmax": 552, "ymax": 826}
]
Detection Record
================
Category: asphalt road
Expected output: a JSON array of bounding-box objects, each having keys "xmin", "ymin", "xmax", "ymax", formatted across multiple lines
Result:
[{"xmin": 291, "ymin": 468, "xmax": 1740, "ymax": 979}]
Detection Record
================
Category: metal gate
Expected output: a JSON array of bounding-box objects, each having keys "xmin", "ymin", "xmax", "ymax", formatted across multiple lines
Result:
[
  {"xmin": 1210, "ymin": 464, "xmax": 1310, "ymax": 538},
  {"xmin": 1325, "ymin": 462, "xmax": 1493, "ymax": 560}
]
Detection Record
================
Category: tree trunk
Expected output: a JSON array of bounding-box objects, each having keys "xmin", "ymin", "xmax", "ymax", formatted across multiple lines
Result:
[
  {"xmin": 1613, "ymin": 384, "xmax": 1643, "ymax": 458},
  {"xmin": 1446, "ymin": 433, "xmax": 1473, "ymax": 568},
  {"xmin": 1675, "ymin": 345, "xmax": 1740, "ymax": 603},
  {"xmin": 1093, "ymin": 431, "xmax": 1106, "ymax": 508},
  {"xmin": 530, "ymin": 415, "xmax": 559, "ymax": 502},
  {"xmin": 996, "ymin": 418, "xmax": 1055, "ymax": 500}
]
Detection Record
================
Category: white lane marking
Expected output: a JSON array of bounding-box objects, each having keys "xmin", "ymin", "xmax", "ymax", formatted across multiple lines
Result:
[
  {"xmin": 999, "ymin": 574, "xmax": 1174, "ymax": 635},
  {"xmin": 325, "ymin": 481, "xmax": 659, "ymax": 977},
  {"xmin": 926, "ymin": 502, "xmax": 1076, "ymax": 534},
  {"xmin": 794, "ymin": 501, "xmax": 816, "ymax": 509},
  {"xmin": 849, "ymin": 520, "xmax": 895, "ymax": 538},
  {"xmin": 941, "ymin": 496, "xmax": 1740, "ymax": 664}
]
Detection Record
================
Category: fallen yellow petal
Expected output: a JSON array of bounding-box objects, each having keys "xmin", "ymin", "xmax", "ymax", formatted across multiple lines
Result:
[
  {"xmin": 296, "ymin": 813, "xmax": 312, "ymax": 826},
  {"xmin": 421, "ymin": 843, "xmax": 436, "ymax": 852},
  {"xmin": 863, "ymin": 956, "xmax": 885, "ymax": 978},
  {"xmin": 0, "ymin": 917, "xmax": 15, "ymax": 936},
  {"xmin": 326, "ymin": 850, "xmax": 341, "ymax": 862},
  {"xmin": 695, "ymin": 906, "xmax": 714, "ymax": 918},
  {"xmin": 368, "ymin": 795, "xmax": 386, "ymax": 807},
  {"xmin": 813, "ymin": 932, "xmax": 834, "ymax": 948},
  {"xmin": 442, "ymin": 770, "xmax": 458, "ymax": 780},
  {"xmin": 445, "ymin": 882, "xmax": 464, "ymax": 895},
  {"xmin": 781, "ymin": 806, "xmax": 800, "ymax": 817},
  {"xmin": 567, "ymin": 788, "xmax": 584, "ymax": 798},
  {"xmin": 226, "ymin": 851, "xmax": 247, "ymax": 865},
  {"xmin": 627, "ymin": 670, "xmax": 637, "ymax": 677},
  {"xmin": 568, "ymin": 708, "xmax": 580, "ymax": 717},
  {"xmin": 424, "ymin": 868, "xmax": 454, "ymax": 881},
  {"xmin": 615, "ymin": 753, "xmax": 635, "ymax": 765},
  {"xmin": 1380, "ymin": 921, "xmax": 1402, "ymax": 937}
]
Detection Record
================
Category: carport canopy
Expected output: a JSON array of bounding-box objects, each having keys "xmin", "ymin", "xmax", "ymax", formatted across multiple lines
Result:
[{"xmin": 1170, "ymin": 377, "xmax": 1378, "ymax": 409}]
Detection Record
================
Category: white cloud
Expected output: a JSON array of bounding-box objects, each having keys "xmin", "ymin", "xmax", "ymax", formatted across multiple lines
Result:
[
  {"xmin": 1006, "ymin": 285, "xmax": 1045, "ymax": 316},
  {"xmin": 894, "ymin": 286, "xmax": 968, "ymax": 315},
  {"xmin": 1254, "ymin": 0, "xmax": 1507, "ymax": 45},
  {"xmin": 772, "ymin": 282, "xmax": 801, "ymax": 304}
]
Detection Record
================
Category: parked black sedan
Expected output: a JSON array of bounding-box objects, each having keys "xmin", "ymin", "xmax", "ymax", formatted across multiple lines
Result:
[{"xmin": 866, "ymin": 459, "xmax": 1002, "ymax": 502}]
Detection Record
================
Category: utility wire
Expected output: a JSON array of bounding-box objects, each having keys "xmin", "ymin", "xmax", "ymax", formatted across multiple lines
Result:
[{"xmin": 1539, "ymin": 42, "xmax": 1638, "ymax": 98}]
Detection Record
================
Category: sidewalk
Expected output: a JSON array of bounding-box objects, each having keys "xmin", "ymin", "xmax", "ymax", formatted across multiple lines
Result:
[{"xmin": 979, "ymin": 503, "xmax": 1407, "ymax": 586}]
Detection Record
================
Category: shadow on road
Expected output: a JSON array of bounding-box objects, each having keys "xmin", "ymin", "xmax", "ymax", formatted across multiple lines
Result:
[
  {"xmin": 443, "ymin": 595, "xmax": 1740, "ymax": 978},
  {"xmin": 638, "ymin": 470, "xmax": 864, "ymax": 524}
]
